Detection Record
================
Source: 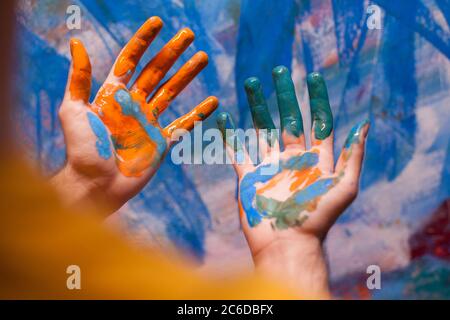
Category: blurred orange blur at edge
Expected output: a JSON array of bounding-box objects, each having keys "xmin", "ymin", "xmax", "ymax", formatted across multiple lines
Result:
[{"xmin": 0, "ymin": 2, "xmax": 297, "ymax": 299}]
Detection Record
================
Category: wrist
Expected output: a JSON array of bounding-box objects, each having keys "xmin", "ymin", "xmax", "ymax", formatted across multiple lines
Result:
[
  {"xmin": 253, "ymin": 234, "xmax": 331, "ymax": 299},
  {"xmin": 50, "ymin": 164, "xmax": 112, "ymax": 216}
]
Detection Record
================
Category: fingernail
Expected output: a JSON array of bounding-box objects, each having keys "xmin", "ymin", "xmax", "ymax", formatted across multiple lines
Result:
[{"xmin": 69, "ymin": 38, "xmax": 78, "ymax": 57}]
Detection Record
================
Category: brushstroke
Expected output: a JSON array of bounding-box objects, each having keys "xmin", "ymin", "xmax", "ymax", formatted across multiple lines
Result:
[
  {"xmin": 240, "ymin": 163, "xmax": 281, "ymax": 227},
  {"xmin": 115, "ymin": 89, "xmax": 167, "ymax": 157}
]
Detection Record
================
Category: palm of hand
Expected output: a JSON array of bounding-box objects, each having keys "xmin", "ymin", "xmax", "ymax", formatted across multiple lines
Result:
[
  {"xmin": 239, "ymin": 148, "xmax": 339, "ymax": 231},
  {"xmin": 62, "ymin": 84, "xmax": 167, "ymax": 185},
  {"xmin": 218, "ymin": 67, "xmax": 369, "ymax": 253},
  {"xmin": 59, "ymin": 18, "xmax": 218, "ymax": 207},
  {"xmin": 237, "ymin": 147, "xmax": 349, "ymax": 255},
  {"xmin": 89, "ymin": 84, "xmax": 167, "ymax": 177}
]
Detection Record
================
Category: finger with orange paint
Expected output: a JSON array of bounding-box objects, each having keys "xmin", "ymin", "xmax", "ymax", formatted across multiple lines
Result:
[
  {"xmin": 131, "ymin": 28, "xmax": 195, "ymax": 98},
  {"xmin": 164, "ymin": 96, "xmax": 219, "ymax": 139},
  {"xmin": 146, "ymin": 51, "xmax": 209, "ymax": 120},
  {"xmin": 65, "ymin": 39, "xmax": 92, "ymax": 102},
  {"xmin": 110, "ymin": 16, "xmax": 163, "ymax": 83}
]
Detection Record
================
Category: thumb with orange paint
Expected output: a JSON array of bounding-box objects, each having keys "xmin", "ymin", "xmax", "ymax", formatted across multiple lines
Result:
[{"xmin": 65, "ymin": 38, "xmax": 92, "ymax": 103}]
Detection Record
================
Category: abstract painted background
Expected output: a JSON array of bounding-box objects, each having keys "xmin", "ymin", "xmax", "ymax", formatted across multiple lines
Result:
[{"xmin": 14, "ymin": 0, "xmax": 449, "ymax": 299}]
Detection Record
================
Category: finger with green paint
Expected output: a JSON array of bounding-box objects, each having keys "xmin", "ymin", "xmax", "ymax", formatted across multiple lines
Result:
[
  {"xmin": 244, "ymin": 77, "xmax": 279, "ymax": 161},
  {"xmin": 272, "ymin": 66, "xmax": 305, "ymax": 149},
  {"xmin": 307, "ymin": 72, "xmax": 334, "ymax": 173},
  {"xmin": 216, "ymin": 112, "xmax": 253, "ymax": 177}
]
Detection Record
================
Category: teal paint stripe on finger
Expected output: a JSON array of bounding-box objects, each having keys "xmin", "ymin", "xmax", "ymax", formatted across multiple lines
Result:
[{"xmin": 307, "ymin": 72, "xmax": 333, "ymax": 140}]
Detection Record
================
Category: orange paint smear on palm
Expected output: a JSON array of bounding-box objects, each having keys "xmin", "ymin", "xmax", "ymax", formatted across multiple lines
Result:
[
  {"xmin": 289, "ymin": 167, "xmax": 321, "ymax": 192},
  {"xmin": 93, "ymin": 84, "xmax": 160, "ymax": 177},
  {"xmin": 255, "ymin": 166, "xmax": 322, "ymax": 196}
]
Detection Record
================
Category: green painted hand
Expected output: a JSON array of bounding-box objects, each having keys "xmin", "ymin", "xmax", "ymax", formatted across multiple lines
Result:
[{"xmin": 218, "ymin": 66, "xmax": 369, "ymax": 257}]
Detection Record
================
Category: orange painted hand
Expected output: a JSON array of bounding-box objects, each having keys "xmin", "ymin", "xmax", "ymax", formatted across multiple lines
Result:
[{"xmin": 54, "ymin": 17, "xmax": 218, "ymax": 213}]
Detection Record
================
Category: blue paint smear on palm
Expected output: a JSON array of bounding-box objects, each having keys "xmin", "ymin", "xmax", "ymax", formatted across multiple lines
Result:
[
  {"xmin": 115, "ymin": 89, "xmax": 167, "ymax": 158},
  {"xmin": 240, "ymin": 164, "xmax": 280, "ymax": 226},
  {"xmin": 87, "ymin": 112, "xmax": 112, "ymax": 159},
  {"xmin": 294, "ymin": 178, "xmax": 334, "ymax": 204},
  {"xmin": 240, "ymin": 152, "xmax": 321, "ymax": 227}
]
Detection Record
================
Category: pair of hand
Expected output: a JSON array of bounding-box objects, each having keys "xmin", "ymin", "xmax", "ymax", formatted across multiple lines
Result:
[{"xmin": 52, "ymin": 17, "xmax": 369, "ymax": 297}]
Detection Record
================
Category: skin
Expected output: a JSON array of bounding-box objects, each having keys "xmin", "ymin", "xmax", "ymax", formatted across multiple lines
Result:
[
  {"xmin": 217, "ymin": 66, "xmax": 369, "ymax": 297},
  {"xmin": 52, "ymin": 17, "xmax": 218, "ymax": 214}
]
